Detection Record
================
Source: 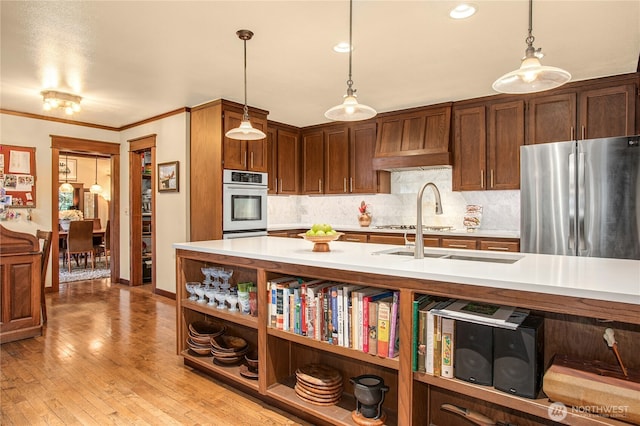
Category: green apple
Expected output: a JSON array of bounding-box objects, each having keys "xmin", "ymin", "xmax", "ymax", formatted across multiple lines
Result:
[
  {"xmin": 311, "ymin": 223, "xmax": 322, "ymax": 233},
  {"xmin": 305, "ymin": 229, "xmax": 316, "ymax": 236},
  {"xmin": 327, "ymin": 229, "xmax": 337, "ymax": 236},
  {"xmin": 322, "ymin": 223, "xmax": 332, "ymax": 233},
  {"xmin": 315, "ymin": 230, "xmax": 326, "ymax": 236}
]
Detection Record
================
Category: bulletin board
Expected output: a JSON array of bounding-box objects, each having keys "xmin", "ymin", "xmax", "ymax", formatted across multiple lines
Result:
[{"xmin": 0, "ymin": 144, "xmax": 37, "ymax": 208}]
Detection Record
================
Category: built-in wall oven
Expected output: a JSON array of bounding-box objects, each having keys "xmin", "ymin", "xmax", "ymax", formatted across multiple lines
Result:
[{"xmin": 222, "ymin": 169, "xmax": 268, "ymax": 239}]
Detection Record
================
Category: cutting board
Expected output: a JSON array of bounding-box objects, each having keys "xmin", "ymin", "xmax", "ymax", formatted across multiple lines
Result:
[{"xmin": 543, "ymin": 354, "xmax": 640, "ymax": 424}]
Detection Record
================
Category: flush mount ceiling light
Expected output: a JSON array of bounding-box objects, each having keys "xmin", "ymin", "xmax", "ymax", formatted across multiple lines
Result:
[
  {"xmin": 492, "ymin": 0, "xmax": 570, "ymax": 94},
  {"xmin": 225, "ymin": 29, "xmax": 266, "ymax": 141},
  {"xmin": 325, "ymin": 0, "xmax": 376, "ymax": 122},
  {"xmin": 59, "ymin": 153, "xmax": 74, "ymax": 193},
  {"xmin": 449, "ymin": 3, "xmax": 477, "ymax": 19},
  {"xmin": 41, "ymin": 90, "xmax": 82, "ymax": 115},
  {"xmin": 90, "ymin": 156, "xmax": 103, "ymax": 194}
]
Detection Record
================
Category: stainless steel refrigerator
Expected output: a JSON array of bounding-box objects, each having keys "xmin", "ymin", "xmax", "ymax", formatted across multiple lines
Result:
[{"xmin": 520, "ymin": 135, "xmax": 640, "ymax": 260}]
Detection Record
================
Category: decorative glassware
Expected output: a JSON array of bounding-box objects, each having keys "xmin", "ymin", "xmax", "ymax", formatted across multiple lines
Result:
[
  {"xmin": 211, "ymin": 267, "xmax": 222, "ymax": 291},
  {"xmin": 219, "ymin": 268, "xmax": 233, "ymax": 292},
  {"xmin": 214, "ymin": 290, "xmax": 227, "ymax": 310},
  {"xmin": 193, "ymin": 284, "xmax": 206, "ymax": 303},
  {"xmin": 226, "ymin": 289, "xmax": 239, "ymax": 312},
  {"xmin": 204, "ymin": 286, "xmax": 217, "ymax": 306},
  {"xmin": 201, "ymin": 267, "xmax": 213, "ymax": 286},
  {"xmin": 186, "ymin": 282, "xmax": 199, "ymax": 301}
]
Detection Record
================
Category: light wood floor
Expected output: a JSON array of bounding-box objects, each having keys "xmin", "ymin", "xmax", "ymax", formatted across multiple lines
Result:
[{"xmin": 1, "ymin": 279, "xmax": 311, "ymax": 425}]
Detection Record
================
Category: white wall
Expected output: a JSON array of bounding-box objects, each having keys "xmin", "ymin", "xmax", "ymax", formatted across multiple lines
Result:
[
  {"xmin": 119, "ymin": 112, "xmax": 190, "ymax": 294},
  {"xmin": 0, "ymin": 113, "xmax": 119, "ymax": 286},
  {"xmin": 268, "ymin": 168, "xmax": 520, "ymax": 232}
]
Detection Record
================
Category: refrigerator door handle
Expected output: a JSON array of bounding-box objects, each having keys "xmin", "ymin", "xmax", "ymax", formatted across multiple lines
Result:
[
  {"xmin": 568, "ymin": 152, "xmax": 576, "ymax": 251},
  {"xmin": 577, "ymin": 151, "xmax": 586, "ymax": 252}
]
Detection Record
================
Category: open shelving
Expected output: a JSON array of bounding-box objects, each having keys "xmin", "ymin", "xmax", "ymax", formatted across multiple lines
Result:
[{"xmin": 175, "ymin": 248, "xmax": 640, "ymax": 426}]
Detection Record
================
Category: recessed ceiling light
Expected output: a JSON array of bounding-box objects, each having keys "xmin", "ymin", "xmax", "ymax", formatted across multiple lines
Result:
[
  {"xmin": 450, "ymin": 3, "xmax": 477, "ymax": 19},
  {"xmin": 333, "ymin": 42, "xmax": 352, "ymax": 53}
]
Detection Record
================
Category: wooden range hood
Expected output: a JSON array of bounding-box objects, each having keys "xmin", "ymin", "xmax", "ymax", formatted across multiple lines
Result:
[{"xmin": 372, "ymin": 102, "xmax": 453, "ymax": 170}]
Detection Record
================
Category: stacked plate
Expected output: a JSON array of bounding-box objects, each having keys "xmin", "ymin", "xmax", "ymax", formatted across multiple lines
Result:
[
  {"xmin": 294, "ymin": 364, "xmax": 343, "ymax": 406},
  {"xmin": 187, "ymin": 320, "xmax": 225, "ymax": 356},
  {"xmin": 210, "ymin": 334, "xmax": 249, "ymax": 365}
]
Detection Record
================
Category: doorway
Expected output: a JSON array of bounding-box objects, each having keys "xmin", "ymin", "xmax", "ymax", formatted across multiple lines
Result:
[
  {"xmin": 128, "ymin": 135, "xmax": 156, "ymax": 289},
  {"xmin": 50, "ymin": 136, "xmax": 120, "ymax": 293}
]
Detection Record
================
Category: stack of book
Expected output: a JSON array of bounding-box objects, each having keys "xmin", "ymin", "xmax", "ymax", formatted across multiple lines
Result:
[
  {"xmin": 412, "ymin": 297, "xmax": 529, "ymax": 377},
  {"xmin": 267, "ymin": 277, "xmax": 401, "ymax": 358}
]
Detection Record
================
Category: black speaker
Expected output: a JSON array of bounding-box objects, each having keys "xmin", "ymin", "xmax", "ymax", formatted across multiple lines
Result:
[
  {"xmin": 454, "ymin": 321, "xmax": 493, "ymax": 385},
  {"xmin": 493, "ymin": 315, "xmax": 544, "ymax": 399}
]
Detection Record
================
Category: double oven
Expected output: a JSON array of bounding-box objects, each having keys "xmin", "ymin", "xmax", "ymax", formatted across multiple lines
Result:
[{"xmin": 222, "ymin": 169, "xmax": 268, "ymax": 239}]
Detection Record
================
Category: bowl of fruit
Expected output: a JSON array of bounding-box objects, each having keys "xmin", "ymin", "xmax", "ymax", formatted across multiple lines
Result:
[{"xmin": 299, "ymin": 224, "xmax": 343, "ymax": 252}]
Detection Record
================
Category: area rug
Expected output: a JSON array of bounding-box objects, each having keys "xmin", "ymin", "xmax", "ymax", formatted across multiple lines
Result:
[{"xmin": 59, "ymin": 267, "xmax": 111, "ymax": 283}]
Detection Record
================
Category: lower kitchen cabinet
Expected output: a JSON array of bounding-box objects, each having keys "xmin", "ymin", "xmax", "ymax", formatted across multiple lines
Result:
[{"xmin": 175, "ymin": 247, "xmax": 638, "ymax": 426}]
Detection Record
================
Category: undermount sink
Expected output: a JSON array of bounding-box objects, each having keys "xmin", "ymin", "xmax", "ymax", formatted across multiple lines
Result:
[{"xmin": 372, "ymin": 247, "xmax": 522, "ymax": 264}]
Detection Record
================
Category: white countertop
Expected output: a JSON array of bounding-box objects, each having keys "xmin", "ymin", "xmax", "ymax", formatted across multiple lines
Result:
[
  {"xmin": 174, "ymin": 236, "xmax": 639, "ymax": 306},
  {"xmin": 268, "ymin": 223, "xmax": 520, "ymax": 239}
]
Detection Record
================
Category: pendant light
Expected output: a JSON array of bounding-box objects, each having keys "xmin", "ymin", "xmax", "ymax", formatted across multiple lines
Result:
[
  {"xmin": 90, "ymin": 156, "xmax": 103, "ymax": 194},
  {"xmin": 225, "ymin": 29, "xmax": 266, "ymax": 141},
  {"xmin": 492, "ymin": 0, "xmax": 570, "ymax": 94},
  {"xmin": 59, "ymin": 153, "xmax": 74, "ymax": 193},
  {"xmin": 325, "ymin": 0, "xmax": 376, "ymax": 121}
]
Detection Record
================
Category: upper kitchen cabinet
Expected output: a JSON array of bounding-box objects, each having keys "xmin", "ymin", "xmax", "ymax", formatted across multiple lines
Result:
[
  {"xmin": 267, "ymin": 121, "xmax": 300, "ymax": 195},
  {"xmin": 372, "ymin": 103, "xmax": 452, "ymax": 170},
  {"xmin": 527, "ymin": 73, "xmax": 638, "ymax": 144},
  {"xmin": 453, "ymin": 99, "xmax": 524, "ymax": 191},
  {"xmin": 190, "ymin": 99, "xmax": 268, "ymax": 241},
  {"xmin": 301, "ymin": 121, "xmax": 390, "ymax": 195},
  {"xmin": 223, "ymin": 109, "xmax": 268, "ymax": 172},
  {"xmin": 301, "ymin": 128, "xmax": 325, "ymax": 194}
]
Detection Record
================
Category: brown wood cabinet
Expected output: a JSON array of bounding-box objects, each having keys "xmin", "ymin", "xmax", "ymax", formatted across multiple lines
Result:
[
  {"xmin": 527, "ymin": 75, "xmax": 638, "ymax": 144},
  {"xmin": 453, "ymin": 104, "xmax": 486, "ymax": 191},
  {"xmin": 453, "ymin": 99, "xmax": 524, "ymax": 191},
  {"xmin": 1, "ymin": 225, "xmax": 42, "ymax": 344},
  {"xmin": 223, "ymin": 110, "xmax": 268, "ymax": 172},
  {"xmin": 373, "ymin": 103, "xmax": 452, "ymax": 170},
  {"xmin": 190, "ymin": 99, "xmax": 269, "ymax": 241},
  {"xmin": 338, "ymin": 233, "xmax": 368, "ymax": 243},
  {"xmin": 441, "ymin": 238, "xmax": 477, "ymax": 250},
  {"xmin": 302, "ymin": 122, "xmax": 389, "ymax": 195},
  {"xmin": 267, "ymin": 122, "xmax": 300, "ymax": 195},
  {"xmin": 301, "ymin": 128, "xmax": 325, "ymax": 194}
]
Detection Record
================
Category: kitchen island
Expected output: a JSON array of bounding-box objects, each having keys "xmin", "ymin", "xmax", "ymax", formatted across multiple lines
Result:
[{"xmin": 174, "ymin": 236, "xmax": 639, "ymax": 426}]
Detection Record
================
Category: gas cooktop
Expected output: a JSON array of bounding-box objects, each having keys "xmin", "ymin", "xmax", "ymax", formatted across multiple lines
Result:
[{"xmin": 374, "ymin": 225, "xmax": 454, "ymax": 231}]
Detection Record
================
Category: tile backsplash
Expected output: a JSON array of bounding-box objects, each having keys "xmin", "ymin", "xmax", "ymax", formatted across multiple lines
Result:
[{"xmin": 267, "ymin": 168, "xmax": 520, "ymax": 232}]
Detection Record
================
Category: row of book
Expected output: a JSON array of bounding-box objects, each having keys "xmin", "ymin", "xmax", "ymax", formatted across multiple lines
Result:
[
  {"xmin": 412, "ymin": 296, "xmax": 528, "ymax": 376},
  {"xmin": 268, "ymin": 276, "xmax": 401, "ymax": 358}
]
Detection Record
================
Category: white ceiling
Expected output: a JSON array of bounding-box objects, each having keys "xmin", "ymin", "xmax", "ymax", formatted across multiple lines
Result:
[{"xmin": 1, "ymin": 1, "xmax": 639, "ymax": 129}]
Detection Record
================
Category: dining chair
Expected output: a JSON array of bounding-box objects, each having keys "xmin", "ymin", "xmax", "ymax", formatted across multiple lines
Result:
[
  {"xmin": 97, "ymin": 220, "xmax": 111, "ymax": 267},
  {"xmin": 36, "ymin": 229, "xmax": 52, "ymax": 324},
  {"xmin": 66, "ymin": 220, "xmax": 95, "ymax": 272}
]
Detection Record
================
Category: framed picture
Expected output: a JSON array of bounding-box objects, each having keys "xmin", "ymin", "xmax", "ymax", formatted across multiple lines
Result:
[
  {"xmin": 158, "ymin": 161, "xmax": 179, "ymax": 192},
  {"xmin": 59, "ymin": 158, "xmax": 77, "ymax": 181}
]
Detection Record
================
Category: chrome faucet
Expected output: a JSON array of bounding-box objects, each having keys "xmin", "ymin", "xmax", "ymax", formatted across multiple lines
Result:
[{"xmin": 415, "ymin": 182, "xmax": 443, "ymax": 259}]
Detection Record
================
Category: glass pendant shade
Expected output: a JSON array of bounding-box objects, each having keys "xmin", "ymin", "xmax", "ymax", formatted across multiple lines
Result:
[
  {"xmin": 90, "ymin": 156, "xmax": 103, "ymax": 194},
  {"xmin": 90, "ymin": 183, "xmax": 103, "ymax": 194},
  {"xmin": 492, "ymin": 54, "xmax": 571, "ymax": 94},
  {"xmin": 59, "ymin": 182, "xmax": 74, "ymax": 193},
  {"xmin": 325, "ymin": 94, "xmax": 377, "ymax": 121},
  {"xmin": 492, "ymin": 0, "xmax": 570, "ymax": 94},
  {"xmin": 225, "ymin": 29, "xmax": 266, "ymax": 141},
  {"xmin": 325, "ymin": 0, "xmax": 376, "ymax": 122},
  {"xmin": 59, "ymin": 152, "xmax": 74, "ymax": 193},
  {"xmin": 225, "ymin": 119, "xmax": 266, "ymax": 140}
]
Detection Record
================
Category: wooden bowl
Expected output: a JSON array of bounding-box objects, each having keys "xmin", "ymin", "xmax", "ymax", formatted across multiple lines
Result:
[{"xmin": 298, "ymin": 232, "xmax": 344, "ymax": 252}]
